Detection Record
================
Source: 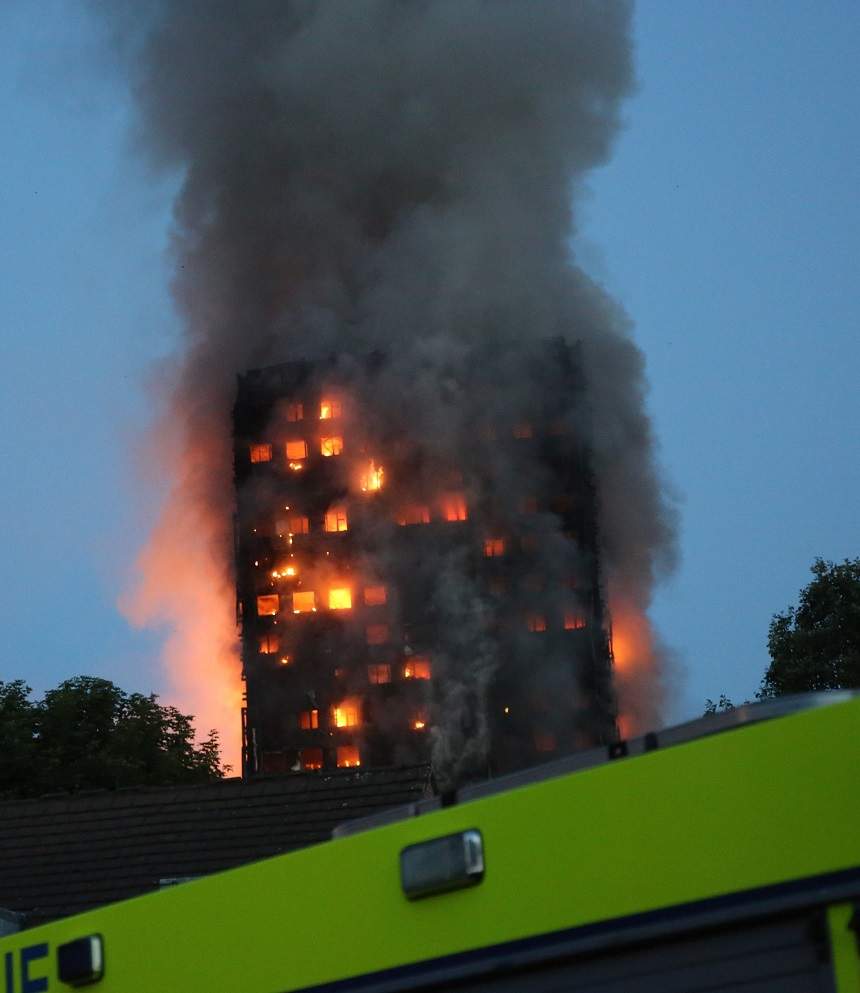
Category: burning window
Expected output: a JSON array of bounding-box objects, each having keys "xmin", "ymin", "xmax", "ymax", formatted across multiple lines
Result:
[
  {"xmin": 332, "ymin": 701, "xmax": 360, "ymax": 728},
  {"xmin": 363, "ymin": 585, "xmax": 387, "ymax": 606},
  {"xmin": 286, "ymin": 403, "xmax": 304, "ymax": 422},
  {"xmin": 300, "ymin": 747, "xmax": 323, "ymax": 770},
  {"xmin": 336, "ymin": 745, "xmax": 361, "ymax": 768},
  {"xmin": 366, "ymin": 623, "xmax": 389, "ymax": 646},
  {"xmin": 564, "ymin": 612, "xmax": 587, "ymax": 631},
  {"xmin": 403, "ymin": 657, "xmax": 431, "ymax": 680},
  {"xmin": 324, "ymin": 506, "xmax": 349, "ymax": 532},
  {"xmin": 249, "ymin": 443, "xmax": 272, "ymax": 463},
  {"xmin": 285, "ymin": 439, "xmax": 308, "ymax": 460},
  {"xmin": 256, "ymin": 594, "xmax": 279, "ymax": 617},
  {"xmin": 299, "ymin": 709, "xmax": 319, "ymax": 730},
  {"xmin": 292, "ymin": 591, "xmax": 316, "ymax": 613},
  {"xmin": 287, "ymin": 514, "xmax": 310, "ymax": 535},
  {"xmin": 513, "ymin": 422, "xmax": 534, "ymax": 439},
  {"xmin": 329, "ymin": 587, "xmax": 352, "ymax": 610},
  {"xmin": 360, "ymin": 460, "xmax": 384, "ymax": 492},
  {"xmin": 271, "ymin": 563, "xmax": 298, "ymax": 580},
  {"xmin": 258, "ymin": 633, "xmax": 280, "ymax": 654},
  {"xmin": 320, "ymin": 435, "xmax": 343, "ymax": 457},
  {"xmin": 484, "ymin": 538, "xmax": 505, "ymax": 557},
  {"xmin": 442, "ymin": 493, "xmax": 468, "ymax": 522},
  {"xmin": 319, "ymin": 398, "xmax": 342, "ymax": 420},
  {"xmin": 397, "ymin": 505, "xmax": 430, "ymax": 526},
  {"xmin": 527, "ymin": 614, "xmax": 547, "ymax": 633},
  {"xmin": 534, "ymin": 732, "xmax": 557, "ymax": 753},
  {"xmin": 411, "ymin": 714, "xmax": 428, "ymax": 732},
  {"xmin": 368, "ymin": 663, "xmax": 391, "ymax": 685}
]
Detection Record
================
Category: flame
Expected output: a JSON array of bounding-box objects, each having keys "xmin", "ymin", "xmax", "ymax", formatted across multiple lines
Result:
[
  {"xmin": 411, "ymin": 717, "xmax": 427, "ymax": 731},
  {"xmin": 608, "ymin": 589, "xmax": 663, "ymax": 737},
  {"xmin": 332, "ymin": 697, "xmax": 361, "ymax": 728},
  {"xmin": 120, "ymin": 453, "xmax": 241, "ymax": 772},
  {"xmin": 288, "ymin": 461, "xmax": 304, "ymax": 472},
  {"xmin": 359, "ymin": 460, "xmax": 384, "ymax": 492},
  {"xmin": 328, "ymin": 587, "xmax": 352, "ymax": 610}
]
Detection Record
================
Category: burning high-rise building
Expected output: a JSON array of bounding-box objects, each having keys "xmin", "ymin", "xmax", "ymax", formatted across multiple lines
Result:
[
  {"xmin": 113, "ymin": 3, "xmax": 677, "ymax": 780},
  {"xmin": 235, "ymin": 341, "xmax": 616, "ymax": 783}
]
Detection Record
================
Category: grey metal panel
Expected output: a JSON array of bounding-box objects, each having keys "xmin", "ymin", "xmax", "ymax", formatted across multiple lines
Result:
[{"xmin": 427, "ymin": 913, "xmax": 833, "ymax": 993}]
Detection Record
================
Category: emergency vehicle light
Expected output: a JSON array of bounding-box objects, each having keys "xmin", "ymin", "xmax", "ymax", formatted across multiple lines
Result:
[
  {"xmin": 57, "ymin": 934, "xmax": 104, "ymax": 986},
  {"xmin": 400, "ymin": 829, "xmax": 484, "ymax": 900}
]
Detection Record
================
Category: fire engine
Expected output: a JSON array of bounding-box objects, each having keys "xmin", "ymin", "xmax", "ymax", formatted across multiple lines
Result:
[{"xmin": 2, "ymin": 691, "xmax": 858, "ymax": 992}]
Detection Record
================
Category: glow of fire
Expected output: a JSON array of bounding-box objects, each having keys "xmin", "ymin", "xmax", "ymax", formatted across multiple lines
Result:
[
  {"xmin": 608, "ymin": 589, "xmax": 663, "ymax": 739},
  {"xmin": 360, "ymin": 460, "xmax": 384, "ymax": 492},
  {"xmin": 120, "ymin": 455, "xmax": 242, "ymax": 773},
  {"xmin": 288, "ymin": 461, "xmax": 304, "ymax": 472}
]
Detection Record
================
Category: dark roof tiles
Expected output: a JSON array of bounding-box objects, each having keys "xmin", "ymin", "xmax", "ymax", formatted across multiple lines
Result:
[{"xmin": 0, "ymin": 765, "xmax": 429, "ymax": 926}]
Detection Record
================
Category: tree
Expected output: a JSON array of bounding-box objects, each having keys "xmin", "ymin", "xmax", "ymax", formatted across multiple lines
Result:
[
  {"xmin": 761, "ymin": 558, "xmax": 860, "ymax": 697},
  {"xmin": 0, "ymin": 676, "xmax": 222, "ymax": 798}
]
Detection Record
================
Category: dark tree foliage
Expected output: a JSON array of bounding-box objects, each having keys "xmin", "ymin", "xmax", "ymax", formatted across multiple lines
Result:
[
  {"xmin": 0, "ymin": 676, "xmax": 222, "ymax": 798},
  {"xmin": 761, "ymin": 558, "xmax": 860, "ymax": 697}
]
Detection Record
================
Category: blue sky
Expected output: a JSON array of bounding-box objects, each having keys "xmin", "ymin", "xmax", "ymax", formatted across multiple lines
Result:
[{"xmin": 0, "ymin": 2, "xmax": 857, "ymax": 727}]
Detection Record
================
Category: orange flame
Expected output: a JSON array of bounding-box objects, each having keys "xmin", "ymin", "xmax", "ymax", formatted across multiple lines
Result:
[
  {"xmin": 359, "ymin": 460, "xmax": 384, "ymax": 492},
  {"xmin": 608, "ymin": 589, "xmax": 663, "ymax": 739},
  {"xmin": 120, "ymin": 471, "xmax": 242, "ymax": 773}
]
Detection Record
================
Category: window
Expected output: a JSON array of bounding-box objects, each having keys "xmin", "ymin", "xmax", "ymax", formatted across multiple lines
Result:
[
  {"xmin": 564, "ymin": 612, "xmax": 586, "ymax": 631},
  {"xmin": 520, "ymin": 495, "xmax": 539, "ymax": 514},
  {"xmin": 329, "ymin": 588, "xmax": 352, "ymax": 610},
  {"xmin": 363, "ymin": 585, "xmax": 387, "ymax": 606},
  {"xmin": 285, "ymin": 439, "xmax": 308, "ymax": 460},
  {"xmin": 319, "ymin": 398, "xmax": 342, "ymax": 420},
  {"xmin": 366, "ymin": 624, "xmax": 389, "ymax": 646},
  {"xmin": 287, "ymin": 514, "xmax": 310, "ymax": 535},
  {"xmin": 299, "ymin": 709, "xmax": 319, "ymax": 730},
  {"xmin": 286, "ymin": 403, "xmax": 303, "ymax": 422},
  {"xmin": 256, "ymin": 594, "xmax": 279, "ymax": 617},
  {"xmin": 292, "ymin": 590, "xmax": 316, "ymax": 613},
  {"xmin": 411, "ymin": 713, "xmax": 428, "ymax": 731},
  {"xmin": 337, "ymin": 745, "xmax": 361, "ymax": 768},
  {"xmin": 332, "ymin": 701, "xmax": 360, "ymax": 728},
  {"xmin": 258, "ymin": 633, "xmax": 280, "ymax": 654},
  {"xmin": 513, "ymin": 422, "xmax": 533, "ymax": 439},
  {"xmin": 484, "ymin": 538, "xmax": 505, "ymax": 557},
  {"xmin": 320, "ymin": 435, "xmax": 343, "ymax": 457},
  {"xmin": 324, "ymin": 506, "xmax": 348, "ymax": 532},
  {"xmin": 368, "ymin": 663, "xmax": 391, "ymax": 685},
  {"xmin": 403, "ymin": 657, "xmax": 431, "ymax": 680},
  {"xmin": 397, "ymin": 505, "xmax": 430, "ymax": 526},
  {"xmin": 527, "ymin": 614, "xmax": 547, "ymax": 633},
  {"xmin": 442, "ymin": 493, "xmax": 468, "ymax": 522},
  {"xmin": 534, "ymin": 732, "xmax": 557, "ymax": 753},
  {"xmin": 360, "ymin": 460, "xmax": 384, "ymax": 492},
  {"xmin": 249, "ymin": 443, "xmax": 272, "ymax": 464},
  {"xmin": 300, "ymin": 747, "xmax": 323, "ymax": 770}
]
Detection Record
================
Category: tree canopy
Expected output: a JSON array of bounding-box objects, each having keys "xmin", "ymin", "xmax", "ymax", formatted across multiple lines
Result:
[
  {"xmin": 761, "ymin": 557, "xmax": 860, "ymax": 697},
  {"xmin": 705, "ymin": 557, "xmax": 860, "ymax": 714},
  {"xmin": 0, "ymin": 676, "xmax": 222, "ymax": 798}
]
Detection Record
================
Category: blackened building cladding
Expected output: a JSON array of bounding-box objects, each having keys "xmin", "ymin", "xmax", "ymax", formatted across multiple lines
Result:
[{"xmin": 234, "ymin": 341, "xmax": 617, "ymax": 780}]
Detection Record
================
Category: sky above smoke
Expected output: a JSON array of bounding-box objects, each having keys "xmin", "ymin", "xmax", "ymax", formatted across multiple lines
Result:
[{"xmin": 1, "ymin": 1, "xmax": 856, "ymax": 764}]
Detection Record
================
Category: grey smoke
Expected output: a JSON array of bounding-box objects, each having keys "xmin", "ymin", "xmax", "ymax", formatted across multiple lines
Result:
[{"xmin": 106, "ymin": 0, "xmax": 677, "ymax": 781}]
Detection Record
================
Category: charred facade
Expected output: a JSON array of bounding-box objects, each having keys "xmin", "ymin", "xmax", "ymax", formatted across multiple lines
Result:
[{"xmin": 235, "ymin": 341, "xmax": 617, "ymax": 782}]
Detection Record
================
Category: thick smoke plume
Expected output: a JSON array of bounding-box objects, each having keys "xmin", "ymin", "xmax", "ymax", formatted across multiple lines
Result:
[{"xmin": 113, "ymin": 0, "xmax": 676, "ymax": 778}]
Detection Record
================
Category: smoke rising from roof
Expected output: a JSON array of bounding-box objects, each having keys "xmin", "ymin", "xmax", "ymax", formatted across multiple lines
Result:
[{"xmin": 110, "ymin": 0, "xmax": 677, "ymax": 779}]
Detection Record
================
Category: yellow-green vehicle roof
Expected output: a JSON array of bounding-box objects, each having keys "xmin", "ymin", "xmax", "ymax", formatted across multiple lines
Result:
[{"xmin": 3, "ymin": 693, "xmax": 859, "ymax": 993}]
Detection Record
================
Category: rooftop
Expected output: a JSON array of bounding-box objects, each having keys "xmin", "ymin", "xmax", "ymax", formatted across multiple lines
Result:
[{"xmin": 0, "ymin": 765, "xmax": 430, "ymax": 927}]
